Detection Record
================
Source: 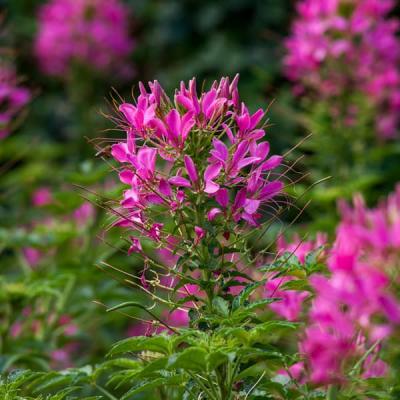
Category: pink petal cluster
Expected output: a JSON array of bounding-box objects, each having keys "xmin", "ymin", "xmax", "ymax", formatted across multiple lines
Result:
[
  {"xmin": 265, "ymin": 234, "xmax": 326, "ymax": 321},
  {"xmin": 0, "ymin": 64, "xmax": 31, "ymax": 139},
  {"xmin": 73, "ymin": 201, "xmax": 95, "ymax": 226},
  {"xmin": 337, "ymin": 186, "xmax": 400, "ymax": 261},
  {"xmin": 50, "ymin": 342, "xmax": 80, "ymax": 369},
  {"xmin": 284, "ymin": 0, "xmax": 400, "ymax": 138},
  {"xmin": 111, "ymin": 76, "xmax": 283, "ymax": 253},
  {"xmin": 301, "ymin": 188, "xmax": 400, "ymax": 384},
  {"xmin": 32, "ymin": 187, "xmax": 53, "ymax": 206},
  {"xmin": 34, "ymin": 0, "xmax": 135, "ymax": 78}
]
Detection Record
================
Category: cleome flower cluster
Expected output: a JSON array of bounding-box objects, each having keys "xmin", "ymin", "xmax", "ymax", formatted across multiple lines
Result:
[
  {"xmin": 110, "ymin": 76, "xmax": 284, "ymax": 255},
  {"xmin": 284, "ymin": 0, "xmax": 400, "ymax": 138},
  {"xmin": 276, "ymin": 187, "xmax": 400, "ymax": 385},
  {"xmin": 35, "ymin": 0, "xmax": 135, "ymax": 78}
]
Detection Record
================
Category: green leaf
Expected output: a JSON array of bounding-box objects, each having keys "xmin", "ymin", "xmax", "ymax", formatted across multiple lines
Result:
[
  {"xmin": 280, "ymin": 279, "xmax": 311, "ymax": 291},
  {"xmin": 212, "ymin": 296, "xmax": 230, "ymax": 317},
  {"xmin": 167, "ymin": 347, "xmax": 208, "ymax": 372},
  {"xmin": 94, "ymin": 358, "xmax": 140, "ymax": 379},
  {"xmin": 250, "ymin": 321, "xmax": 299, "ymax": 344},
  {"xmin": 219, "ymin": 327, "xmax": 249, "ymax": 344},
  {"xmin": 108, "ymin": 335, "xmax": 172, "ymax": 357},
  {"xmin": 30, "ymin": 374, "xmax": 76, "ymax": 395},
  {"xmin": 207, "ymin": 350, "xmax": 234, "ymax": 371},
  {"xmin": 120, "ymin": 375, "xmax": 186, "ymax": 399},
  {"xmin": 232, "ymin": 281, "xmax": 265, "ymax": 311},
  {"xmin": 236, "ymin": 298, "xmax": 281, "ymax": 314}
]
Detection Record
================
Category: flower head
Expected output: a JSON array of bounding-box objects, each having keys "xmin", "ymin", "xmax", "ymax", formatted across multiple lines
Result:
[
  {"xmin": 299, "ymin": 187, "xmax": 400, "ymax": 385},
  {"xmin": 110, "ymin": 76, "xmax": 284, "ymax": 261}
]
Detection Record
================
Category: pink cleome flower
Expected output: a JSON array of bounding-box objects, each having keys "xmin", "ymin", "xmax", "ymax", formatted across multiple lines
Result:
[
  {"xmin": 35, "ymin": 0, "xmax": 135, "ymax": 78},
  {"xmin": 110, "ymin": 76, "xmax": 284, "ymax": 255},
  {"xmin": 265, "ymin": 234, "xmax": 326, "ymax": 321},
  {"xmin": 300, "ymin": 187, "xmax": 400, "ymax": 385},
  {"xmin": 284, "ymin": 0, "xmax": 400, "ymax": 138},
  {"xmin": 32, "ymin": 187, "xmax": 53, "ymax": 206}
]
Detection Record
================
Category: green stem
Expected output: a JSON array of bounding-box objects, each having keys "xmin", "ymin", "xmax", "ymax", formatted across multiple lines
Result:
[
  {"xmin": 202, "ymin": 269, "xmax": 214, "ymax": 313},
  {"xmin": 327, "ymin": 385, "xmax": 338, "ymax": 400},
  {"xmin": 216, "ymin": 365, "xmax": 231, "ymax": 400},
  {"xmin": 226, "ymin": 357, "xmax": 240, "ymax": 400},
  {"xmin": 208, "ymin": 373, "xmax": 222, "ymax": 400},
  {"xmin": 188, "ymin": 372, "xmax": 218, "ymax": 400}
]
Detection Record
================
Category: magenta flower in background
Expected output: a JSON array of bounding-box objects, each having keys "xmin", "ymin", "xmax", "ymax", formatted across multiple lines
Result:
[
  {"xmin": 73, "ymin": 201, "xmax": 95, "ymax": 226},
  {"xmin": 32, "ymin": 187, "xmax": 53, "ymax": 206},
  {"xmin": 22, "ymin": 187, "xmax": 96, "ymax": 268},
  {"xmin": 337, "ymin": 185, "xmax": 400, "ymax": 261},
  {"xmin": 0, "ymin": 64, "xmax": 31, "ymax": 139},
  {"xmin": 265, "ymin": 276, "xmax": 309, "ymax": 321},
  {"xmin": 285, "ymin": 0, "xmax": 400, "ymax": 138},
  {"xmin": 34, "ymin": 0, "xmax": 135, "ymax": 78},
  {"xmin": 9, "ymin": 310, "xmax": 80, "ymax": 370},
  {"xmin": 22, "ymin": 247, "xmax": 43, "ymax": 268},
  {"xmin": 299, "ymin": 187, "xmax": 400, "ymax": 385},
  {"xmin": 265, "ymin": 234, "xmax": 326, "ymax": 321}
]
